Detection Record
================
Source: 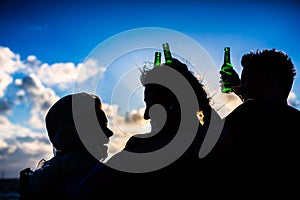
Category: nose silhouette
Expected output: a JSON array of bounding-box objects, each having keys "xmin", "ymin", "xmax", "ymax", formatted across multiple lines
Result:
[
  {"xmin": 144, "ymin": 105, "xmax": 150, "ymax": 120},
  {"xmin": 104, "ymin": 127, "xmax": 113, "ymax": 138}
]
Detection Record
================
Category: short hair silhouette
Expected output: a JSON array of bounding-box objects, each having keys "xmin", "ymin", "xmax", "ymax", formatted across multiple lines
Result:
[{"xmin": 239, "ymin": 49, "xmax": 296, "ymax": 101}]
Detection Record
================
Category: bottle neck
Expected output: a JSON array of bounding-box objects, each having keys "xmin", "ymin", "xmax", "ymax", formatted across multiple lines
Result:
[
  {"xmin": 163, "ymin": 43, "xmax": 172, "ymax": 64},
  {"xmin": 224, "ymin": 47, "xmax": 231, "ymax": 64},
  {"xmin": 154, "ymin": 52, "xmax": 161, "ymax": 67}
]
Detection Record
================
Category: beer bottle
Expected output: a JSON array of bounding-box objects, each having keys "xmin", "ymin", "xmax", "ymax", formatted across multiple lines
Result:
[
  {"xmin": 221, "ymin": 47, "xmax": 234, "ymax": 93},
  {"xmin": 162, "ymin": 43, "xmax": 172, "ymax": 64},
  {"xmin": 154, "ymin": 51, "xmax": 161, "ymax": 67}
]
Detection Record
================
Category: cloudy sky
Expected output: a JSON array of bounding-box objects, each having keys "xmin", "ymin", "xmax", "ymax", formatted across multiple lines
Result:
[{"xmin": 1, "ymin": 0, "xmax": 300, "ymax": 178}]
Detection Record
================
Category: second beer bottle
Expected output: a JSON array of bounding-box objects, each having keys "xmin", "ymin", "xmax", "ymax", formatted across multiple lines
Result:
[{"xmin": 162, "ymin": 43, "xmax": 173, "ymax": 64}]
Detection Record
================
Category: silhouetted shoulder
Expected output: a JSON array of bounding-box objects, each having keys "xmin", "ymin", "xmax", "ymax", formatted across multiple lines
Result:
[{"xmin": 221, "ymin": 99, "xmax": 300, "ymax": 193}]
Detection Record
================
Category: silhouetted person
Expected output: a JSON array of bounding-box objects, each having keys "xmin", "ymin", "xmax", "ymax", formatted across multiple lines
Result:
[
  {"xmin": 18, "ymin": 92, "xmax": 113, "ymax": 200},
  {"xmin": 219, "ymin": 49, "xmax": 300, "ymax": 196},
  {"xmin": 91, "ymin": 57, "xmax": 226, "ymax": 196}
]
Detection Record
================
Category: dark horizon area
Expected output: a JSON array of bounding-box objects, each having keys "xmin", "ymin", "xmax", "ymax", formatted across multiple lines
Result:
[{"xmin": 0, "ymin": 178, "xmax": 20, "ymax": 200}]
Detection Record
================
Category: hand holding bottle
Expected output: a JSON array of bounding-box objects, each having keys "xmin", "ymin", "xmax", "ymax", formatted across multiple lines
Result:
[
  {"xmin": 220, "ymin": 47, "xmax": 241, "ymax": 94},
  {"xmin": 219, "ymin": 68, "xmax": 240, "ymax": 93}
]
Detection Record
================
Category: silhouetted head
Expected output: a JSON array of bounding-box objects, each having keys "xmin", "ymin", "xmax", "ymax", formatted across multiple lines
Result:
[
  {"xmin": 45, "ymin": 92, "xmax": 113, "ymax": 155},
  {"xmin": 240, "ymin": 49, "xmax": 296, "ymax": 102},
  {"xmin": 140, "ymin": 58, "xmax": 211, "ymax": 135}
]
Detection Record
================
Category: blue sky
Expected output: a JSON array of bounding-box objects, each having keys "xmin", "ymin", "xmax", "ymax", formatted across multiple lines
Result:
[{"xmin": 0, "ymin": 0, "xmax": 300, "ymax": 178}]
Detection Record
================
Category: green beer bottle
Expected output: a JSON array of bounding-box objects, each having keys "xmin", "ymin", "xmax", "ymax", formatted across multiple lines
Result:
[
  {"xmin": 162, "ymin": 43, "xmax": 173, "ymax": 64},
  {"xmin": 221, "ymin": 47, "xmax": 234, "ymax": 93},
  {"xmin": 154, "ymin": 51, "xmax": 161, "ymax": 67}
]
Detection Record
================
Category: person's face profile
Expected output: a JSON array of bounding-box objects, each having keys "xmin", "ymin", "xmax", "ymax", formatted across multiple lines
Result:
[{"xmin": 143, "ymin": 85, "xmax": 180, "ymax": 134}]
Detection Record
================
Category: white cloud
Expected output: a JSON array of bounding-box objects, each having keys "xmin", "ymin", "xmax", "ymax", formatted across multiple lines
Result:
[
  {"xmin": 76, "ymin": 58, "xmax": 106, "ymax": 83},
  {"xmin": 0, "ymin": 47, "xmax": 24, "ymax": 98},
  {"xmin": 38, "ymin": 62, "xmax": 80, "ymax": 90},
  {"xmin": 101, "ymin": 103, "xmax": 150, "ymax": 159},
  {"xmin": 14, "ymin": 78, "xmax": 22, "ymax": 86},
  {"xmin": 15, "ymin": 74, "xmax": 60, "ymax": 129},
  {"xmin": 21, "ymin": 140, "xmax": 51, "ymax": 156},
  {"xmin": 0, "ymin": 47, "xmax": 67, "ymax": 177},
  {"xmin": 0, "ymin": 70, "xmax": 13, "ymax": 98},
  {"xmin": 128, "ymin": 107, "xmax": 147, "ymax": 126},
  {"xmin": 288, "ymin": 91, "xmax": 300, "ymax": 108},
  {"xmin": 0, "ymin": 47, "xmax": 110, "ymax": 178},
  {"xmin": 27, "ymin": 55, "xmax": 37, "ymax": 62},
  {"xmin": 0, "ymin": 116, "xmax": 53, "ymax": 178},
  {"xmin": 0, "ymin": 47, "xmax": 24, "ymax": 73},
  {"xmin": 0, "ymin": 138, "xmax": 10, "ymax": 159},
  {"xmin": 37, "ymin": 58, "xmax": 106, "ymax": 91},
  {"xmin": 0, "ymin": 115, "xmax": 11, "ymax": 127}
]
